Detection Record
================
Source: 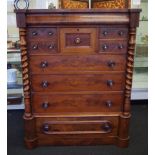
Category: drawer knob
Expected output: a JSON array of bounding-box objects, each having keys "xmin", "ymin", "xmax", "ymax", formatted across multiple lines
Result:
[
  {"xmin": 48, "ymin": 44, "xmax": 55, "ymax": 50},
  {"xmin": 42, "ymin": 102, "xmax": 49, "ymax": 109},
  {"xmin": 107, "ymin": 61, "xmax": 116, "ymax": 68},
  {"xmin": 74, "ymin": 37, "xmax": 81, "ymax": 44},
  {"xmin": 41, "ymin": 61, "xmax": 48, "ymax": 68},
  {"xmin": 118, "ymin": 44, "xmax": 124, "ymax": 49},
  {"xmin": 32, "ymin": 32, "xmax": 37, "ymax": 36},
  {"xmin": 102, "ymin": 44, "xmax": 108, "ymax": 51},
  {"xmin": 43, "ymin": 124, "xmax": 50, "ymax": 132},
  {"xmin": 102, "ymin": 122, "xmax": 112, "ymax": 132},
  {"xmin": 105, "ymin": 100, "xmax": 113, "ymax": 108},
  {"xmin": 48, "ymin": 32, "xmax": 53, "ymax": 36},
  {"xmin": 42, "ymin": 81, "xmax": 49, "ymax": 88},
  {"xmin": 32, "ymin": 45, "xmax": 38, "ymax": 50},
  {"xmin": 102, "ymin": 31, "xmax": 108, "ymax": 36},
  {"xmin": 107, "ymin": 80, "xmax": 114, "ymax": 87},
  {"xmin": 118, "ymin": 31, "xmax": 124, "ymax": 36}
]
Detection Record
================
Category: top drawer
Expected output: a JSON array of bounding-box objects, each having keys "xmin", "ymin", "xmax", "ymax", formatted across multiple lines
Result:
[
  {"xmin": 99, "ymin": 27, "xmax": 128, "ymax": 39},
  {"xmin": 27, "ymin": 28, "xmax": 57, "ymax": 40}
]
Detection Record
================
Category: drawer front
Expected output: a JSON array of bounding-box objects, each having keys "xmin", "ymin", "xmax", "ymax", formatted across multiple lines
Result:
[
  {"xmin": 29, "ymin": 55, "xmax": 126, "ymax": 73},
  {"xmin": 36, "ymin": 116, "xmax": 118, "ymax": 136},
  {"xmin": 27, "ymin": 28, "xmax": 57, "ymax": 40},
  {"xmin": 32, "ymin": 92, "xmax": 123, "ymax": 113},
  {"xmin": 31, "ymin": 74, "xmax": 125, "ymax": 92},
  {"xmin": 28, "ymin": 41, "xmax": 58, "ymax": 54},
  {"xmin": 99, "ymin": 40, "xmax": 127, "ymax": 53},
  {"xmin": 99, "ymin": 27, "xmax": 128, "ymax": 39},
  {"xmin": 60, "ymin": 28, "xmax": 97, "ymax": 53}
]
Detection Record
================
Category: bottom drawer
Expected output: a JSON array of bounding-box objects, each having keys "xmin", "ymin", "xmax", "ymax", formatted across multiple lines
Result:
[
  {"xmin": 36, "ymin": 116, "xmax": 119, "ymax": 140},
  {"xmin": 36, "ymin": 116, "xmax": 119, "ymax": 146}
]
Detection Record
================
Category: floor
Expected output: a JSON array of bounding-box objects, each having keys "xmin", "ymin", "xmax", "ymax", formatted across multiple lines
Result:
[{"xmin": 7, "ymin": 101, "xmax": 148, "ymax": 155}]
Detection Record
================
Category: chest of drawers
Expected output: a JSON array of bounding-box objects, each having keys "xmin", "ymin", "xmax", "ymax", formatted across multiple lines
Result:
[{"xmin": 15, "ymin": 9, "xmax": 140, "ymax": 149}]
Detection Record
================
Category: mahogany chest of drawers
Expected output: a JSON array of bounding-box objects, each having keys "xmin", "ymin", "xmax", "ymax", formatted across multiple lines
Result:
[{"xmin": 15, "ymin": 9, "xmax": 140, "ymax": 149}]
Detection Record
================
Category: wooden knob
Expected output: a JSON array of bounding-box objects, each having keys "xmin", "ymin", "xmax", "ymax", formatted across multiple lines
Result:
[
  {"xmin": 32, "ymin": 45, "xmax": 38, "ymax": 50},
  {"xmin": 32, "ymin": 32, "xmax": 37, "ymax": 36},
  {"xmin": 107, "ymin": 80, "xmax": 114, "ymax": 87},
  {"xmin": 102, "ymin": 31, "xmax": 108, "ymax": 36},
  {"xmin": 102, "ymin": 44, "xmax": 108, "ymax": 51},
  {"xmin": 40, "ymin": 61, "xmax": 48, "ymax": 68},
  {"xmin": 42, "ymin": 102, "xmax": 49, "ymax": 109},
  {"xmin": 118, "ymin": 31, "xmax": 124, "ymax": 36},
  {"xmin": 107, "ymin": 61, "xmax": 115, "ymax": 68},
  {"xmin": 42, "ymin": 81, "xmax": 49, "ymax": 88},
  {"xmin": 48, "ymin": 32, "xmax": 53, "ymax": 36},
  {"xmin": 74, "ymin": 37, "xmax": 81, "ymax": 44},
  {"xmin": 48, "ymin": 44, "xmax": 55, "ymax": 50},
  {"xmin": 43, "ymin": 124, "xmax": 50, "ymax": 132},
  {"xmin": 105, "ymin": 100, "xmax": 112, "ymax": 108},
  {"xmin": 118, "ymin": 44, "xmax": 124, "ymax": 49},
  {"xmin": 102, "ymin": 122, "xmax": 112, "ymax": 132}
]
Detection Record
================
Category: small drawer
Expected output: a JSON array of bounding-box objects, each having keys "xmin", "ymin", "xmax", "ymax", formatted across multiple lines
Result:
[
  {"xmin": 31, "ymin": 73, "xmax": 125, "ymax": 92},
  {"xmin": 29, "ymin": 55, "xmax": 126, "ymax": 74},
  {"xmin": 60, "ymin": 28, "xmax": 97, "ymax": 54},
  {"xmin": 99, "ymin": 40, "xmax": 127, "ymax": 53},
  {"xmin": 27, "ymin": 28, "xmax": 57, "ymax": 40},
  {"xmin": 28, "ymin": 41, "xmax": 57, "ymax": 54},
  {"xmin": 36, "ymin": 116, "xmax": 118, "ymax": 136},
  {"xmin": 32, "ymin": 92, "xmax": 123, "ymax": 114},
  {"xmin": 99, "ymin": 27, "xmax": 128, "ymax": 39}
]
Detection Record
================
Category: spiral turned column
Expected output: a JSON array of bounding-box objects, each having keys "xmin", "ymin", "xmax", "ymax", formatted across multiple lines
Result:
[
  {"xmin": 123, "ymin": 28, "xmax": 136, "ymax": 116},
  {"xmin": 19, "ymin": 28, "xmax": 31, "ymax": 118}
]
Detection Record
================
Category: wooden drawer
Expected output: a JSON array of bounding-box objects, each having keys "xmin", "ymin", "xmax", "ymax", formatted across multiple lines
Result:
[
  {"xmin": 27, "ymin": 28, "xmax": 57, "ymax": 40},
  {"xmin": 60, "ymin": 28, "xmax": 97, "ymax": 54},
  {"xmin": 31, "ymin": 73, "xmax": 125, "ymax": 92},
  {"xmin": 36, "ymin": 116, "xmax": 118, "ymax": 136},
  {"xmin": 28, "ymin": 41, "xmax": 58, "ymax": 54},
  {"xmin": 29, "ymin": 55, "xmax": 126, "ymax": 73},
  {"xmin": 32, "ymin": 92, "xmax": 123, "ymax": 114},
  {"xmin": 99, "ymin": 27, "xmax": 128, "ymax": 39},
  {"xmin": 99, "ymin": 40, "xmax": 127, "ymax": 53}
]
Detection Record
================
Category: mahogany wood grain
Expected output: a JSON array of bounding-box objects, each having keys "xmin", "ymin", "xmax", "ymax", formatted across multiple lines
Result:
[
  {"xmin": 31, "ymin": 73, "xmax": 125, "ymax": 92},
  {"xmin": 32, "ymin": 92, "xmax": 124, "ymax": 113},
  {"xmin": 15, "ymin": 9, "xmax": 141, "ymax": 149},
  {"xmin": 29, "ymin": 54, "xmax": 127, "ymax": 73}
]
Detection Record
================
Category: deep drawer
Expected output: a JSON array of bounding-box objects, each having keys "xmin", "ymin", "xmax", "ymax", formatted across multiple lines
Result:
[
  {"xmin": 36, "ymin": 116, "xmax": 119, "ymax": 136},
  {"xmin": 60, "ymin": 28, "xmax": 97, "ymax": 54},
  {"xmin": 32, "ymin": 92, "xmax": 124, "ymax": 113},
  {"xmin": 31, "ymin": 73, "xmax": 125, "ymax": 92},
  {"xmin": 29, "ymin": 55, "xmax": 127, "ymax": 73}
]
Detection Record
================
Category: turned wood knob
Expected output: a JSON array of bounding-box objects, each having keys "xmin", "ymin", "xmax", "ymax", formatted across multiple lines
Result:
[
  {"xmin": 118, "ymin": 31, "xmax": 124, "ymax": 36},
  {"xmin": 105, "ymin": 100, "xmax": 113, "ymax": 108},
  {"xmin": 32, "ymin": 31, "xmax": 37, "ymax": 36},
  {"xmin": 102, "ymin": 122, "xmax": 112, "ymax": 132},
  {"xmin": 118, "ymin": 44, "xmax": 124, "ymax": 49},
  {"xmin": 48, "ymin": 32, "xmax": 53, "ymax": 36},
  {"xmin": 42, "ymin": 102, "xmax": 49, "ymax": 109},
  {"xmin": 32, "ymin": 45, "xmax": 38, "ymax": 50},
  {"xmin": 43, "ymin": 124, "xmax": 50, "ymax": 132},
  {"xmin": 42, "ymin": 81, "xmax": 49, "ymax": 88},
  {"xmin": 107, "ymin": 80, "xmax": 114, "ymax": 87},
  {"xmin": 102, "ymin": 44, "xmax": 108, "ymax": 51},
  {"xmin": 48, "ymin": 44, "xmax": 55, "ymax": 50},
  {"xmin": 74, "ymin": 37, "xmax": 81, "ymax": 44},
  {"xmin": 107, "ymin": 61, "xmax": 116, "ymax": 68},
  {"xmin": 102, "ymin": 31, "xmax": 108, "ymax": 36},
  {"xmin": 40, "ymin": 61, "xmax": 48, "ymax": 68}
]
